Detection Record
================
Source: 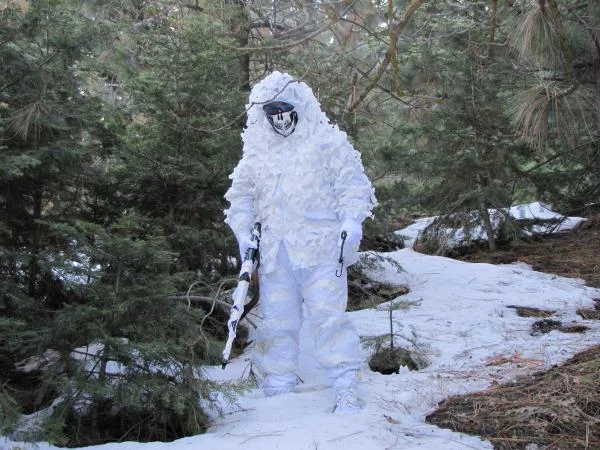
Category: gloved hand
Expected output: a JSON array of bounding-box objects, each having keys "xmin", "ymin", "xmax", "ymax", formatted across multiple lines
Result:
[
  {"xmin": 339, "ymin": 219, "xmax": 363, "ymax": 250},
  {"xmin": 236, "ymin": 232, "xmax": 258, "ymax": 260}
]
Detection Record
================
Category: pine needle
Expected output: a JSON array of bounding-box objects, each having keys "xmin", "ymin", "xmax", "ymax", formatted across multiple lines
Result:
[
  {"xmin": 512, "ymin": 2, "xmax": 565, "ymax": 68},
  {"xmin": 512, "ymin": 81, "xmax": 593, "ymax": 150},
  {"xmin": 8, "ymin": 100, "xmax": 50, "ymax": 142}
]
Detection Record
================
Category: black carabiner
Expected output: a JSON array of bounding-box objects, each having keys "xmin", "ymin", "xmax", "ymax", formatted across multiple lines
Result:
[{"xmin": 336, "ymin": 231, "xmax": 347, "ymax": 277}]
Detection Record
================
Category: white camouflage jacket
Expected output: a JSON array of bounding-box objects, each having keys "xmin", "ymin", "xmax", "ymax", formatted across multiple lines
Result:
[{"xmin": 224, "ymin": 72, "xmax": 376, "ymax": 274}]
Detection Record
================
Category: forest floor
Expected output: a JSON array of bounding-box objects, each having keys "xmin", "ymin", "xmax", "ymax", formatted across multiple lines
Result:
[{"xmin": 425, "ymin": 215, "xmax": 600, "ymax": 449}]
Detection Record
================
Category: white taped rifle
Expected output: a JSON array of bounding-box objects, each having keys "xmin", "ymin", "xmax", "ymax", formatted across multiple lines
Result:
[{"xmin": 222, "ymin": 222, "xmax": 261, "ymax": 369}]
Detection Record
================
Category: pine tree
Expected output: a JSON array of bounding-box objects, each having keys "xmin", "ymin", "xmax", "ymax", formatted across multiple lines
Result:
[
  {"xmin": 506, "ymin": 0, "xmax": 600, "ymax": 213},
  {"xmin": 120, "ymin": 10, "xmax": 246, "ymax": 275},
  {"xmin": 0, "ymin": 0, "xmax": 113, "ymax": 436},
  {"xmin": 376, "ymin": 2, "xmax": 534, "ymax": 251},
  {"xmin": 1, "ymin": 2, "xmax": 244, "ymax": 443},
  {"xmin": 0, "ymin": 0, "xmax": 110, "ymax": 351}
]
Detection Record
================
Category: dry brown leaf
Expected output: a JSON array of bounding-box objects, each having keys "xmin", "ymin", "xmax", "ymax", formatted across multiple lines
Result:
[{"xmin": 384, "ymin": 414, "xmax": 401, "ymax": 424}]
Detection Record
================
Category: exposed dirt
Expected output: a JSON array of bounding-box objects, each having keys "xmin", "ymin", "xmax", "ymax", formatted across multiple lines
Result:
[{"xmin": 425, "ymin": 216, "xmax": 600, "ymax": 449}]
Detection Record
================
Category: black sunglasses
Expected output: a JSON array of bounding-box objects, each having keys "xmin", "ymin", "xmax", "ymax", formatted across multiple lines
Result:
[{"xmin": 262, "ymin": 101, "xmax": 295, "ymax": 116}]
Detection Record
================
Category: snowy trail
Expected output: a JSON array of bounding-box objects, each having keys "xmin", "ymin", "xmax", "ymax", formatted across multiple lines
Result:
[
  {"xmin": 191, "ymin": 249, "xmax": 600, "ymax": 450},
  {"xmin": 3, "ymin": 248, "xmax": 600, "ymax": 450}
]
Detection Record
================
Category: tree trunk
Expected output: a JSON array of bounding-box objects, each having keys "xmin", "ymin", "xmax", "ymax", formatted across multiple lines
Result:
[
  {"xmin": 28, "ymin": 187, "xmax": 43, "ymax": 297},
  {"xmin": 226, "ymin": 0, "xmax": 251, "ymax": 91},
  {"xmin": 488, "ymin": 0, "xmax": 498, "ymax": 59},
  {"xmin": 477, "ymin": 174, "xmax": 496, "ymax": 251}
]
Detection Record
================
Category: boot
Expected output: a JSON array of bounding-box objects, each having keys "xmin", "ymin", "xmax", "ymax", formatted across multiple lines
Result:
[
  {"xmin": 263, "ymin": 373, "xmax": 297, "ymax": 397},
  {"xmin": 333, "ymin": 369, "xmax": 362, "ymax": 413}
]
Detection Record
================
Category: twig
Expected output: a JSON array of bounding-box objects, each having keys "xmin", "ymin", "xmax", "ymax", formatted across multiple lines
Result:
[
  {"xmin": 169, "ymin": 294, "xmax": 231, "ymax": 310},
  {"xmin": 217, "ymin": 0, "xmax": 358, "ymax": 52},
  {"xmin": 188, "ymin": 65, "xmax": 313, "ymax": 133},
  {"xmin": 239, "ymin": 432, "xmax": 284, "ymax": 444},
  {"xmin": 327, "ymin": 430, "xmax": 364, "ymax": 442}
]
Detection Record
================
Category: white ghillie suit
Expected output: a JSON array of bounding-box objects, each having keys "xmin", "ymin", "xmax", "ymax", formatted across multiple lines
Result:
[{"xmin": 224, "ymin": 71, "xmax": 376, "ymax": 411}]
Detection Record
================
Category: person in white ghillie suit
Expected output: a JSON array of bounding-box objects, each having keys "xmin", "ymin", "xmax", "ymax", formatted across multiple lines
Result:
[{"xmin": 224, "ymin": 71, "xmax": 376, "ymax": 413}]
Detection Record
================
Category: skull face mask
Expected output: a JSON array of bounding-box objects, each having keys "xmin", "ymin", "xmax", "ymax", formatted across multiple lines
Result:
[{"xmin": 263, "ymin": 101, "xmax": 298, "ymax": 137}]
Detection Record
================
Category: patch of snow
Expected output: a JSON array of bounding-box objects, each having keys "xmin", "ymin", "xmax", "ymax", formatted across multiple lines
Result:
[
  {"xmin": 4, "ymin": 229, "xmax": 599, "ymax": 450},
  {"xmin": 396, "ymin": 201, "xmax": 585, "ymax": 249}
]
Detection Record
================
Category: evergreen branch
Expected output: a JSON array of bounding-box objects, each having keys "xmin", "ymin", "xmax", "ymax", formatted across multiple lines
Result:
[
  {"xmin": 0, "ymin": 35, "xmax": 16, "ymax": 46},
  {"xmin": 519, "ymin": 140, "xmax": 593, "ymax": 175},
  {"xmin": 0, "ymin": 51, "xmax": 60, "ymax": 94},
  {"xmin": 545, "ymin": 0, "xmax": 576, "ymax": 82},
  {"xmin": 415, "ymin": 21, "xmax": 481, "ymax": 44},
  {"xmin": 338, "ymin": 17, "xmax": 388, "ymax": 45},
  {"xmin": 569, "ymin": 9, "xmax": 600, "ymax": 59}
]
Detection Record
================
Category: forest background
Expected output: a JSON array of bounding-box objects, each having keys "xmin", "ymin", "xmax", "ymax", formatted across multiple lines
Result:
[{"xmin": 0, "ymin": 0, "xmax": 598, "ymax": 446}]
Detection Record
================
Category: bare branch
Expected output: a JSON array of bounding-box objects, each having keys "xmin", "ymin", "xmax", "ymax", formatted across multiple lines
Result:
[
  {"xmin": 217, "ymin": 0, "xmax": 358, "ymax": 52},
  {"xmin": 348, "ymin": 0, "xmax": 426, "ymax": 113}
]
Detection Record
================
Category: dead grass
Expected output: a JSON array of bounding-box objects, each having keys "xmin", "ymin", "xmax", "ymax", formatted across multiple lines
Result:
[
  {"xmin": 425, "ymin": 216, "xmax": 600, "ymax": 449},
  {"xmin": 507, "ymin": 306, "xmax": 556, "ymax": 318},
  {"xmin": 577, "ymin": 307, "xmax": 600, "ymax": 320},
  {"xmin": 426, "ymin": 346, "xmax": 600, "ymax": 449}
]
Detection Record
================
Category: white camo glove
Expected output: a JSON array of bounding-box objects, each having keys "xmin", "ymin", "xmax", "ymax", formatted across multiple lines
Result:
[
  {"xmin": 339, "ymin": 219, "xmax": 363, "ymax": 250},
  {"xmin": 236, "ymin": 232, "xmax": 258, "ymax": 260}
]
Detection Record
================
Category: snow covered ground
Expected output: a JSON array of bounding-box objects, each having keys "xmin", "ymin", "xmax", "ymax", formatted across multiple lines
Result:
[
  {"xmin": 397, "ymin": 201, "xmax": 585, "ymax": 248},
  {"xmin": 3, "ymin": 205, "xmax": 599, "ymax": 450}
]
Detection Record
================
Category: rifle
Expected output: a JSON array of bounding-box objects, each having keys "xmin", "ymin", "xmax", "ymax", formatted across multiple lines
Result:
[{"xmin": 222, "ymin": 222, "xmax": 261, "ymax": 369}]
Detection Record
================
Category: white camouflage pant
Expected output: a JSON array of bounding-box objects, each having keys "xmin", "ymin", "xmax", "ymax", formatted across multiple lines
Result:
[{"xmin": 253, "ymin": 243, "xmax": 362, "ymax": 395}]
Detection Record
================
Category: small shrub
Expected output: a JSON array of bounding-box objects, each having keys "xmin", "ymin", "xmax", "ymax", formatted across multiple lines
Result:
[{"xmin": 369, "ymin": 346, "xmax": 418, "ymax": 374}]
